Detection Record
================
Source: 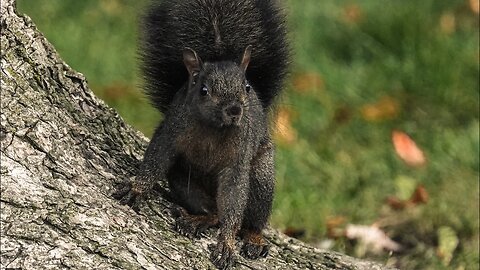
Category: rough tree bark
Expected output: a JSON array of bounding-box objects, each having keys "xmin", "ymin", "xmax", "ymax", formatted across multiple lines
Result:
[{"xmin": 0, "ymin": 1, "xmax": 395, "ymax": 269}]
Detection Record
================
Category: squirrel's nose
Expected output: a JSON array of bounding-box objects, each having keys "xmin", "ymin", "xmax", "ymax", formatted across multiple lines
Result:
[{"xmin": 224, "ymin": 104, "xmax": 242, "ymax": 117}]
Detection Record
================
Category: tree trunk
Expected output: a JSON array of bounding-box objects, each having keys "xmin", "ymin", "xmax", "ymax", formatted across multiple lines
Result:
[{"xmin": 0, "ymin": 0, "xmax": 394, "ymax": 269}]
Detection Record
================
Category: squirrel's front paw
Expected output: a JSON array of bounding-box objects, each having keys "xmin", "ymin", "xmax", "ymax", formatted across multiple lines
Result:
[
  {"xmin": 210, "ymin": 240, "xmax": 236, "ymax": 270},
  {"xmin": 241, "ymin": 242, "xmax": 269, "ymax": 259},
  {"xmin": 112, "ymin": 181, "xmax": 143, "ymax": 211},
  {"xmin": 240, "ymin": 231, "xmax": 269, "ymax": 259}
]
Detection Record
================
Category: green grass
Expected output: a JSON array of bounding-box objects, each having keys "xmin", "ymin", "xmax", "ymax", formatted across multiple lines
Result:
[{"xmin": 18, "ymin": 0, "xmax": 479, "ymax": 269}]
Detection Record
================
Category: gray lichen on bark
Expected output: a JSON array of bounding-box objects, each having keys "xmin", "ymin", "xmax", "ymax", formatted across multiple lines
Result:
[{"xmin": 0, "ymin": 0, "xmax": 395, "ymax": 269}]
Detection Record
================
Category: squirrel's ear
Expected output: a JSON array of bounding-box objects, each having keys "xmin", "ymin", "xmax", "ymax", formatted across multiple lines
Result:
[
  {"xmin": 240, "ymin": 45, "xmax": 252, "ymax": 72},
  {"xmin": 183, "ymin": 47, "xmax": 203, "ymax": 76}
]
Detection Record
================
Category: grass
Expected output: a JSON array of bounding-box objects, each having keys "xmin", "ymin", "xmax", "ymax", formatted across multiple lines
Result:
[{"xmin": 18, "ymin": 0, "xmax": 479, "ymax": 269}]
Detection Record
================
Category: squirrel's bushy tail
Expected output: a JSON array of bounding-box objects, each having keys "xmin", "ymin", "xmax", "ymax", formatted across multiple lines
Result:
[{"xmin": 140, "ymin": 0, "xmax": 289, "ymax": 113}]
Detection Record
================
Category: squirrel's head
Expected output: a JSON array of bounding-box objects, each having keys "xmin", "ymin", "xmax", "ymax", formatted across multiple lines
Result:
[{"xmin": 183, "ymin": 46, "xmax": 255, "ymax": 129}]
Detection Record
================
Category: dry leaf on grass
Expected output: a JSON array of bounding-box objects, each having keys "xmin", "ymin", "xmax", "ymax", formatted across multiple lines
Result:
[
  {"xmin": 386, "ymin": 184, "xmax": 429, "ymax": 210},
  {"xmin": 342, "ymin": 3, "xmax": 363, "ymax": 24},
  {"xmin": 326, "ymin": 215, "xmax": 347, "ymax": 238},
  {"xmin": 439, "ymin": 12, "xmax": 456, "ymax": 34},
  {"xmin": 469, "ymin": 0, "xmax": 479, "ymax": 14},
  {"xmin": 392, "ymin": 130, "xmax": 426, "ymax": 167},
  {"xmin": 360, "ymin": 96, "xmax": 400, "ymax": 122},
  {"xmin": 292, "ymin": 72, "xmax": 324, "ymax": 94},
  {"xmin": 274, "ymin": 107, "xmax": 297, "ymax": 145}
]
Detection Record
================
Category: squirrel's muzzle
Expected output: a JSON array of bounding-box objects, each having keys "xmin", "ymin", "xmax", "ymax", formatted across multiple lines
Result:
[{"xmin": 222, "ymin": 104, "xmax": 243, "ymax": 126}]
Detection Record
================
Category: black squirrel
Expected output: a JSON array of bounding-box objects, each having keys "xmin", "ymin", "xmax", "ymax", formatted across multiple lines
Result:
[{"xmin": 113, "ymin": 0, "xmax": 289, "ymax": 269}]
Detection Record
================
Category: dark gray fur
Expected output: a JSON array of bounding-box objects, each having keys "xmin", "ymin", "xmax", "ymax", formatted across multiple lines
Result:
[
  {"xmin": 140, "ymin": 0, "xmax": 289, "ymax": 112},
  {"xmin": 113, "ymin": 0, "xmax": 288, "ymax": 269}
]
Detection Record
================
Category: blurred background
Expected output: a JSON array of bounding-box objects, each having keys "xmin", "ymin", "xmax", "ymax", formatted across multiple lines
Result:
[{"xmin": 18, "ymin": 0, "xmax": 479, "ymax": 269}]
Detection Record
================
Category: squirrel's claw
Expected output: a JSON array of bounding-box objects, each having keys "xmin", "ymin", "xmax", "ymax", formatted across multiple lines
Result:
[
  {"xmin": 241, "ymin": 242, "xmax": 269, "ymax": 259},
  {"xmin": 174, "ymin": 218, "xmax": 204, "ymax": 239},
  {"xmin": 173, "ymin": 207, "xmax": 215, "ymax": 239},
  {"xmin": 112, "ymin": 181, "xmax": 143, "ymax": 212},
  {"xmin": 210, "ymin": 241, "xmax": 235, "ymax": 270}
]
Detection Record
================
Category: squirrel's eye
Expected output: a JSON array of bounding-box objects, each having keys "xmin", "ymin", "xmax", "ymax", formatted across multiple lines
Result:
[
  {"xmin": 200, "ymin": 85, "xmax": 208, "ymax": 96},
  {"xmin": 245, "ymin": 83, "xmax": 251, "ymax": 93}
]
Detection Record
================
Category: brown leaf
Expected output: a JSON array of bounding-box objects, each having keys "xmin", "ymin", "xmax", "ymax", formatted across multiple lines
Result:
[
  {"xmin": 386, "ymin": 184, "xmax": 429, "ymax": 210},
  {"xmin": 326, "ymin": 216, "xmax": 347, "ymax": 238},
  {"xmin": 100, "ymin": 0, "xmax": 123, "ymax": 16},
  {"xmin": 439, "ymin": 12, "xmax": 456, "ymax": 34},
  {"xmin": 292, "ymin": 72, "xmax": 324, "ymax": 94},
  {"xmin": 360, "ymin": 96, "xmax": 400, "ymax": 122},
  {"xmin": 469, "ymin": 0, "xmax": 479, "ymax": 14},
  {"xmin": 342, "ymin": 4, "xmax": 363, "ymax": 24},
  {"xmin": 386, "ymin": 196, "xmax": 408, "ymax": 210},
  {"xmin": 410, "ymin": 184, "xmax": 429, "ymax": 204},
  {"xmin": 274, "ymin": 107, "xmax": 297, "ymax": 145}
]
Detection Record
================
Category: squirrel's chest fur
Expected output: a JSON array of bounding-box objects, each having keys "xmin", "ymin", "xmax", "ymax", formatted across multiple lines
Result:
[{"xmin": 175, "ymin": 124, "xmax": 247, "ymax": 173}]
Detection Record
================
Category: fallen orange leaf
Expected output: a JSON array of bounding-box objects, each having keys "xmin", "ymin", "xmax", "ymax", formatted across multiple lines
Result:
[
  {"xmin": 392, "ymin": 130, "xmax": 426, "ymax": 167},
  {"xmin": 342, "ymin": 4, "xmax": 363, "ymax": 24},
  {"xmin": 360, "ymin": 96, "xmax": 400, "ymax": 122},
  {"xmin": 292, "ymin": 72, "xmax": 324, "ymax": 94},
  {"xmin": 470, "ymin": 0, "xmax": 479, "ymax": 14},
  {"xmin": 439, "ymin": 12, "xmax": 456, "ymax": 34},
  {"xmin": 274, "ymin": 107, "xmax": 297, "ymax": 145},
  {"xmin": 326, "ymin": 216, "xmax": 347, "ymax": 238}
]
